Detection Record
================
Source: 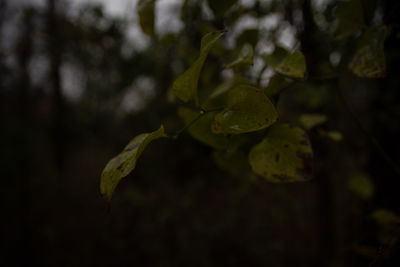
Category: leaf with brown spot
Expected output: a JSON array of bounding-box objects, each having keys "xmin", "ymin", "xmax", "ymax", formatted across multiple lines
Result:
[
  {"xmin": 100, "ymin": 126, "xmax": 167, "ymax": 201},
  {"xmin": 248, "ymin": 123, "xmax": 313, "ymax": 182},
  {"xmin": 349, "ymin": 25, "xmax": 389, "ymax": 78}
]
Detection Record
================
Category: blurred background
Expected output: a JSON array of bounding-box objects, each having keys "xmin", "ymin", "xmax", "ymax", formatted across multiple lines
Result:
[{"xmin": 1, "ymin": 0, "xmax": 400, "ymax": 266}]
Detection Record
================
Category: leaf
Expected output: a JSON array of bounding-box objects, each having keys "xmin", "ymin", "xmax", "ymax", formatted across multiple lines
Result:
[
  {"xmin": 299, "ymin": 114, "xmax": 327, "ymax": 130},
  {"xmin": 138, "ymin": 0, "xmax": 155, "ymax": 35},
  {"xmin": 370, "ymin": 209, "xmax": 400, "ymax": 225},
  {"xmin": 212, "ymin": 85, "xmax": 278, "ymax": 134},
  {"xmin": 172, "ymin": 30, "xmax": 226, "ymax": 104},
  {"xmin": 248, "ymin": 123, "xmax": 313, "ymax": 182},
  {"xmin": 275, "ymin": 51, "xmax": 307, "ymax": 79},
  {"xmin": 349, "ymin": 25, "xmax": 388, "ymax": 78},
  {"xmin": 265, "ymin": 48, "xmax": 306, "ymax": 78},
  {"xmin": 318, "ymin": 129, "xmax": 343, "ymax": 142},
  {"xmin": 100, "ymin": 126, "xmax": 167, "ymax": 201},
  {"xmin": 332, "ymin": 0, "xmax": 365, "ymax": 40},
  {"xmin": 348, "ymin": 172, "xmax": 374, "ymax": 200},
  {"xmin": 207, "ymin": 76, "xmax": 250, "ymax": 100},
  {"xmin": 225, "ymin": 43, "xmax": 254, "ymax": 70},
  {"xmin": 178, "ymin": 107, "xmax": 229, "ymax": 150}
]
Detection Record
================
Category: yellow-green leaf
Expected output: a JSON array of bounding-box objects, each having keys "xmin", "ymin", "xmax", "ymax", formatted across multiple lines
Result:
[
  {"xmin": 212, "ymin": 85, "xmax": 278, "ymax": 134},
  {"xmin": 172, "ymin": 30, "xmax": 226, "ymax": 104},
  {"xmin": 248, "ymin": 123, "xmax": 313, "ymax": 182},
  {"xmin": 207, "ymin": 76, "xmax": 250, "ymax": 101},
  {"xmin": 100, "ymin": 126, "xmax": 166, "ymax": 201},
  {"xmin": 370, "ymin": 209, "xmax": 400, "ymax": 225},
  {"xmin": 178, "ymin": 107, "xmax": 229, "ymax": 150},
  {"xmin": 138, "ymin": 0, "xmax": 155, "ymax": 35},
  {"xmin": 348, "ymin": 172, "xmax": 374, "ymax": 199},
  {"xmin": 265, "ymin": 47, "xmax": 306, "ymax": 78},
  {"xmin": 275, "ymin": 51, "xmax": 307, "ymax": 79},
  {"xmin": 318, "ymin": 129, "xmax": 343, "ymax": 142},
  {"xmin": 299, "ymin": 114, "xmax": 327, "ymax": 130},
  {"xmin": 225, "ymin": 43, "xmax": 254, "ymax": 70},
  {"xmin": 349, "ymin": 25, "xmax": 388, "ymax": 78}
]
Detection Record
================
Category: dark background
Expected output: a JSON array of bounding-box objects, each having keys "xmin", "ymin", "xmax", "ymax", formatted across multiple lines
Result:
[{"xmin": 1, "ymin": 0, "xmax": 400, "ymax": 266}]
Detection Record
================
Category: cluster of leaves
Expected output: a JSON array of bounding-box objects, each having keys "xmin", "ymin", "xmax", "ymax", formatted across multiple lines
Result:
[{"xmin": 100, "ymin": 0, "xmax": 390, "ymax": 202}]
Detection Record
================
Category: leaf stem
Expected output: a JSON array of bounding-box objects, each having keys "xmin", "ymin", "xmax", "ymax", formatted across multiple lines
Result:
[{"xmin": 168, "ymin": 106, "xmax": 224, "ymax": 139}]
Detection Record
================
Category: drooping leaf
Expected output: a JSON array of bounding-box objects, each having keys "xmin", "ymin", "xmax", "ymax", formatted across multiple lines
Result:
[
  {"xmin": 349, "ymin": 25, "xmax": 388, "ymax": 78},
  {"xmin": 178, "ymin": 107, "xmax": 229, "ymax": 150},
  {"xmin": 248, "ymin": 123, "xmax": 313, "ymax": 182},
  {"xmin": 265, "ymin": 48, "xmax": 306, "ymax": 79},
  {"xmin": 299, "ymin": 114, "xmax": 327, "ymax": 130},
  {"xmin": 332, "ymin": 0, "xmax": 365, "ymax": 40},
  {"xmin": 348, "ymin": 172, "xmax": 374, "ymax": 200},
  {"xmin": 212, "ymin": 85, "xmax": 278, "ymax": 134},
  {"xmin": 100, "ymin": 126, "xmax": 167, "ymax": 201},
  {"xmin": 138, "ymin": 0, "xmax": 155, "ymax": 35},
  {"xmin": 172, "ymin": 30, "xmax": 226, "ymax": 104},
  {"xmin": 207, "ymin": 0, "xmax": 237, "ymax": 17},
  {"xmin": 225, "ymin": 43, "xmax": 254, "ymax": 70}
]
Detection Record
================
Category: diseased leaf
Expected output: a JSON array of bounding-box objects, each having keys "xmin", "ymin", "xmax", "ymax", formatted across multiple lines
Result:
[
  {"xmin": 138, "ymin": 0, "xmax": 155, "ymax": 35},
  {"xmin": 100, "ymin": 126, "xmax": 167, "ymax": 201},
  {"xmin": 225, "ymin": 43, "xmax": 254, "ymax": 70},
  {"xmin": 248, "ymin": 123, "xmax": 313, "ymax": 182},
  {"xmin": 212, "ymin": 85, "xmax": 278, "ymax": 134},
  {"xmin": 299, "ymin": 114, "xmax": 327, "ymax": 130},
  {"xmin": 178, "ymin": 107, "xmax": 229, "ymax": 150},
  {"xmin": 172, "ymin": 30, "xmax": 226, "ymax": 104},
  {"xmin": 349, "ymin": 25, "xmax": 388, "ymax": 78},
  {"xmin": 265, "ymin": 48, "xmax": 306, "ymax": 78},
  {"xmin": 332, "ymin": 0, "xmax": 365, "ymax": 40}
]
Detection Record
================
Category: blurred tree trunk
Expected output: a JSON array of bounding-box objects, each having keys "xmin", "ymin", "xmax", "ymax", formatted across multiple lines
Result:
[
  {"xmin": 47, "ymin": 0, "xmax": 66, "ymax": 175},
  {"xmin": 16, "ymin": 7, "xmax": 34, "ymax": 265},
  {"xmin": 299, "ymin": 1, "xmax": 335, "ymax": 265}
]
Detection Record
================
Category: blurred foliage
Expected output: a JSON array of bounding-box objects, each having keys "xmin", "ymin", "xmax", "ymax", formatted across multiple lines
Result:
[{"xmin": 1, "ymin": 0, "xmax": 400, "ymax": 266}]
